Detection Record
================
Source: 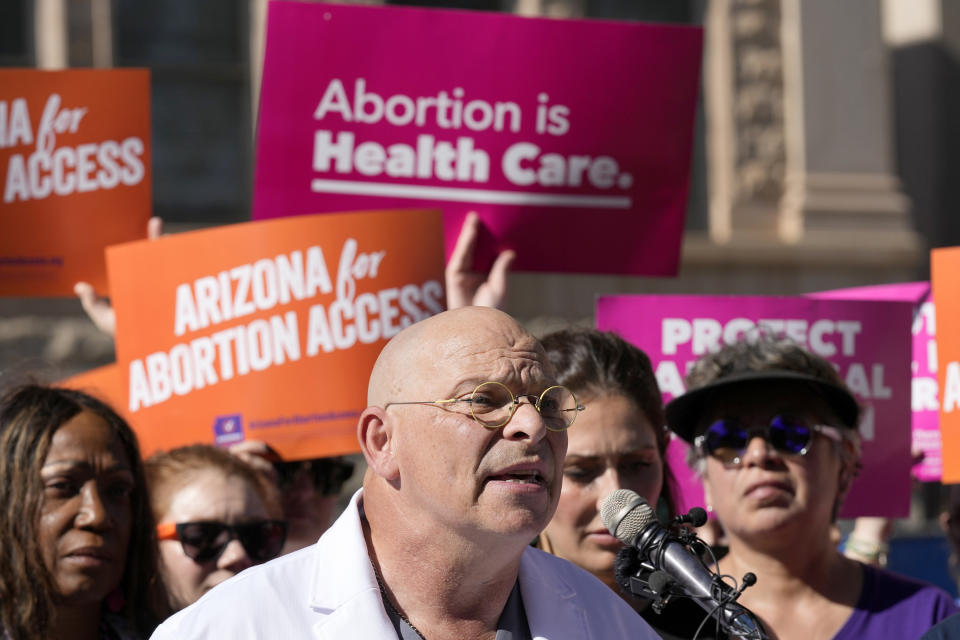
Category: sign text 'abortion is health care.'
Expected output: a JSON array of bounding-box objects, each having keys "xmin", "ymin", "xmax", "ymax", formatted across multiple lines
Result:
[
  {"xmin": 932, "ymin": 248, "xmax": 960, "ymax": 483},
  {"xmin": 254, "ymin": 1, "xmax": 702, "ymax": 275},
  {"xmin": 0, "ymin": 69, "xmax": 150, "ymax": 296},
  {"xmin": 810, "ymin": 282, "xmax": 940, "ymax": 481},
  {"xmin": 107, "ymin": 210, "xmax": 445, "ymax": 460},
  {"xmin": 597, "ymin": 295, "xmax": 914, "ymax": 518}
]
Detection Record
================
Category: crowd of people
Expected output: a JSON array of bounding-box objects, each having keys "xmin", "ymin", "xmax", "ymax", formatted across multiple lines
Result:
[{"xmin": 2, "ymin": 215, "xmax": 960, "ymax": 639}]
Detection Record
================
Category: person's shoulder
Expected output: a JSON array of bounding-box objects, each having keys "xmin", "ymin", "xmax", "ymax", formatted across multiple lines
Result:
[
  {"xmin": 864, "ymin": 564, "xmax": 955, "ymax": 601},
  {"xmin": 522, "ymin": 545, "xmax": 604, "ymax": 587},
  {"xmin": 521, "ymin": 545, "xmax": 625, "ymax": 601},
  {"xmin": 860, "ymin": 564, "xmax": 958, "ymax": 620},
  {"xmin": 520, "ymin": 546, "xmax": 658, "ymax": 637},
  {"xmin": 150, "ymin": 545, "xmax": 317, "ymax": 639},
  {"xmin": 921, "ymin": 612, "xmax": 960, "ymax": 640}
]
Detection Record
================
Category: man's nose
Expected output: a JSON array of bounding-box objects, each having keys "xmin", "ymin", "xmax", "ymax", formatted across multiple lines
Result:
[{"xmin": 501, "ymin": 397, "xmax": 548, "ymax": 443}]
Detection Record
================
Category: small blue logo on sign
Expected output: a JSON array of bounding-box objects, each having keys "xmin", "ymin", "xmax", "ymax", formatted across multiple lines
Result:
[{"xmin": 213, "ymin": 414, "xmax": 244, "ymax": 446}]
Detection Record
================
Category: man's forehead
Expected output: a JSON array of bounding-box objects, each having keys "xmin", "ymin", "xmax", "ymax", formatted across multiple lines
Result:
[
  {"xmin": 427, "ymin": 321, "xmax": 551, "ymax": 381},
  {"xmin": 369, "ymin": 307, "xmax": 550, "ymax": 404}
]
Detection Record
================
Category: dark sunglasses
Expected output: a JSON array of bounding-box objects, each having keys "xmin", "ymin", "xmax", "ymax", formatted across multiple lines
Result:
[
  {"xmin": 694, "ymin": 415, "xmax": 842, "ymax": 466},
  {"xmin": 156, "ymin": 520, "xmax": 287, "ymax": 564},
  {"xmin": 274, "ymin": 458, "xmax": 354, "ymax": 495}
]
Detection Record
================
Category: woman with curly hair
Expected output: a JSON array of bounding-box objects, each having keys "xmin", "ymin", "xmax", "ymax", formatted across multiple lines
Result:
[{"xmin": 0, "ymin": 384, "xmax": 164, "ymax": 640}]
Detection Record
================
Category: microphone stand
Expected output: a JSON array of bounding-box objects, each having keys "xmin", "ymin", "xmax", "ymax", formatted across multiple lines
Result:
[{"xmin": 621, "ymin": 513, "xmax": 770, "ymax": 640}]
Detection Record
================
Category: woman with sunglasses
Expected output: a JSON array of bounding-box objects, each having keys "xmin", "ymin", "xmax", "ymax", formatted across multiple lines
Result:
[
  {"xmin": 145, "ymin": 445, "xmax": 287, "ymax": 611},
  {"xmin": 0, "ymin": 384, "xmax": 163, "ymax": 640},
  {"xmin": 666, "ymin": 336, "xmax": 956, "ymax": 639}
]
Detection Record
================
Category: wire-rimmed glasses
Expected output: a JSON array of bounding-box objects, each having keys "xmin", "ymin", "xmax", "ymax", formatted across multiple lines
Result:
[{"xmin": 385, "ymin": 380, "xmax": 584, "ymax": 431}]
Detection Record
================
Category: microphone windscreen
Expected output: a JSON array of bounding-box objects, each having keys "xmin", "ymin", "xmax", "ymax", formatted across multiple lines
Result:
[
  {"xmin": 601, "ymin": 489, "xmax": 657, "ymax": 544},
  {"xmin": 648, "ymin": 570, "xmax": 674, "ymax": 595},
  {"xmin": 687, "ymin": 507, "xmax": 708, "ymax": 527},
  {"xmin": 613, "ymin": 546, "xmax": 641, "ymax": 593}
]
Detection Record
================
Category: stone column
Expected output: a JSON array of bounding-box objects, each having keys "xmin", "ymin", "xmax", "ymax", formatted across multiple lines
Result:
[
  {"xmin": 705, "ymin": 0, "xmax": 918, "ymax": 247},
  {"xmin": 34, "ymin": 0, "xmax": 68, "ymax": 69},
  {"xmin": 778, "ymin": 0, "xmax": 914, "ymax": 244},
  {"xmin": 705, "ymin": 0, "xmax": 788, "ymax": 243}
]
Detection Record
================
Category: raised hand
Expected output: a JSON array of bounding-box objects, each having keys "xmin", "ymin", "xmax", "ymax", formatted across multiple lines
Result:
[
  {"xmin": 74, "ymin": 216, "xmax": 163, "ymax": 336},
  {"xmin": 445, "ymin": 212, "xmax": 515, "ymax": 310}
]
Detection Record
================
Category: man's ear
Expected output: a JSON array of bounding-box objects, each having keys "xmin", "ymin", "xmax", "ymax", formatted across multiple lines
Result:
[{"xmin": 358, "ymin": 406, "xmax": 400, "ymax": 482}]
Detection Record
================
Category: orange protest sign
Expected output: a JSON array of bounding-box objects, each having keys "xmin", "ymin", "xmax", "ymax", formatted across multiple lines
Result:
[
  {"xmin": 107, "ymin": 210, "xmax": 445, "ymax": 460},
  {"xmin": 932, "ymin": 247, "xmax": 960, "ymax": 481},
  {"xmin": 0, "ymin": 69, "xmax": 151, "ymax": 296}
]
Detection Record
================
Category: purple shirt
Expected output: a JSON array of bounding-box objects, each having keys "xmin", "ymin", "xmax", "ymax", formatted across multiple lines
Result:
[{"xmin": 834, "ymin": 564, "xmax": 957, "ymax": 640}]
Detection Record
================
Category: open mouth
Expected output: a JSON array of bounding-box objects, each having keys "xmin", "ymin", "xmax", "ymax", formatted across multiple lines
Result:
[{"xmin": 486, "ymin": 470, "xmax": 546, "ymax": 486}]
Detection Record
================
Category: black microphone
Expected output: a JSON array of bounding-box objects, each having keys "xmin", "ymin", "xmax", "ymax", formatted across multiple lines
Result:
[
  {"xmin": 601, "ymin": 489, "xmax": 766, "ymax": 639},
  {"xmin": 673, "ymin": 506, "xmax": 708, "ymax": 527}
]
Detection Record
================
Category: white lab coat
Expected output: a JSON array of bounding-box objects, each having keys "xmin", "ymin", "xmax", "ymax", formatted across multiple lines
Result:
[{"xmin": 151, "ymin": 490, "xmax": 659, "ymax": 639}]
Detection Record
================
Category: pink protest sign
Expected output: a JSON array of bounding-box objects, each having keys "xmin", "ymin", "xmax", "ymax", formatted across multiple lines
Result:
[
  {"xmin": 254, "ymin": 1, "xmax": 702, "ymax": 276},
  {"xmin": 809, "ymin": 283, "xmax": 939, "ymax": 481},
  {"xmin": 597, "ymin": 294, "xmax": 914, "ymax": 518}
]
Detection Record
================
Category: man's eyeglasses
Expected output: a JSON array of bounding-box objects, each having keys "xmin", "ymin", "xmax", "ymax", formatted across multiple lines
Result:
[
  {"xmin": 274, "ymin": 458, "xmax": 355, "ymax": 495},
  {"xmin": 694, "ymin": 415, "xmax": 843, "ymax": 466},
  {"xmin": 385, "ymin": 381, "xmax": 584, "ymax": 431},
  {"xmin": 156, "ymin": 520, "xmax": 287, "ymax": 564}
]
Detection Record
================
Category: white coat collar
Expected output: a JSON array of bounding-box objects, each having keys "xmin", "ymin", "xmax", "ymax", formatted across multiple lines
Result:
[
  {"xmin": 307, "ymin": 489, "xmax": 397, "ymax": 638},
  {"xmin": 309, "ymin": 490, "xmax": 593, "ymax": 640}
]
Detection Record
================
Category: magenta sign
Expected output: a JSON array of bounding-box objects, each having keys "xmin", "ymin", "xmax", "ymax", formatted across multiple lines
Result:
[
  {"xmin": 809, "ymin": 282, "xmax": 940, "ymax": 481},
  {"xmin": 254, "ymin": 1, "xmax": 702, "ymax": 275},
  {"xmin": 597, "ymin": 294, "xmax": 914, "ymax": 518}
]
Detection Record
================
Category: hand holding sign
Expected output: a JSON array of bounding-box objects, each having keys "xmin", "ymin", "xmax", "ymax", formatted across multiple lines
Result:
[
  {"xmin": 445, "ymin": 212, "xmax": 515, "ymax": 310},
  {"xmin": 74, "ymin": 216, "xmax": 163, "ymax": 335}
]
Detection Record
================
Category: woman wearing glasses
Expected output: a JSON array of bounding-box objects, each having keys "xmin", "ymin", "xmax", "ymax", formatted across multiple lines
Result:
[
  {"xmin": 0, "ymin": 384, "xmax": 162, "ymax": 640},
  {"xmin": 667, "ymin": 337, "xmax": 955, "ymax": 639},
  {"xmin": 145, "ymin": 445, "xmax": 287, "ymax": 611}
]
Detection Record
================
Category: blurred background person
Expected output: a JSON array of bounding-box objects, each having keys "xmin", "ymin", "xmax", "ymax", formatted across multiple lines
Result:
[
  {"xmin": 539, "ymin": 328, "xmax": 717, "ymax": 639},
  {"xmin": 226, "ymin": 440, "xmax": 355, "ymax": 554},
  {"xmin": 939, "ymin": 485, "xmax": 960, "ymax": 598},
  {"xmin": 537, "ymin": 328, "xmax": 675, "ymax": 574},
  {"xmin": 0, "ymin": 384, "xmax": 162, "ymax": 640},
  {"xmin": 272, "ymin": 456, "xmax": 354, "ymax": 553},
  {"xmin": 145, "ymin": 444, "xmax": 287, "ymax": 611},
  {"xmin": 667, "ymin": 337, "xmax": 956, "ymax": 639}
]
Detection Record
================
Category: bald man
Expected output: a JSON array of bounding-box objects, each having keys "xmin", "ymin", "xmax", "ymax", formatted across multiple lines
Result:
[{"xmin": 152, "ymin": 307, "xmax": 657, "ymax": 639}]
